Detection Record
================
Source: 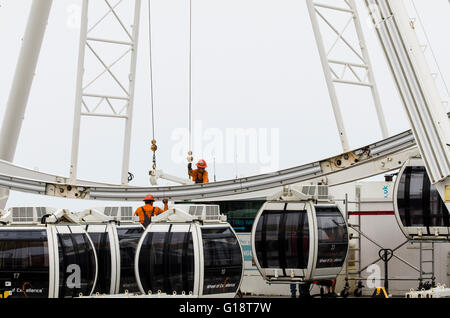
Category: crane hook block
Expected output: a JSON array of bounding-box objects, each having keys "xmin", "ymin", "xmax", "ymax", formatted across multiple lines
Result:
[
  {"xmin": 187, "ymin": 151, "xmax": 193, "ymax": 163},
  {"xmin": 151, "ymin": 139, "xmax": 157, "ymax": 152}
]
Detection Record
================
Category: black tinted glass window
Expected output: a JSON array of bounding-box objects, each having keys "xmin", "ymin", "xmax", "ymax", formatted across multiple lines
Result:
[
  {"xmin": 117, "ymin": 226, "xmax": 144, "ymax": 293},
  {"xmin": 255, "ymin": 210, "xmax": 309, "ymax": 272},
  {"xmin": 397, "ymin": 166, "xmax": 450, "ymax": 229},
  {"xmin": 0, "ymin": 230, "xmax": 49, "ymax": 298},
  {"xmin": 89, "ymin": 232, "xmax": 112, "ymax": 294},
  {"xmin": 285, "ymin": 212, "xmax": 309, "ymax": 269},
  {"xmin": 264, "ymin": 213, "xmax": 282, "ymax": 268},
  {"xmin": 430, "ymin": 184, "xmax": 447, "ymax": 226},
  {"xmin": 315, "ymin": 206, "xmax": 348, "ymax": 269},
  {"xmin": 168, "ymin": 232, "xmax": 195, "ymax": 293},
  {"xmin": 57, "ymin": 233, "xmax": 96, "ymax": 298},
  {"xmin": 201, "ymin": 227, "xmax": 242, "ymax": 295},
  {"xmin": 138, "ymin": 226, "xmax": 194, "ymax": 294}
]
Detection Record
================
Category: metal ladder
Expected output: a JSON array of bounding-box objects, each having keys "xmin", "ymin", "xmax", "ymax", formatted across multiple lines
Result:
[
  {"xmin": 343, "ymin": 187, "xmax": 438, "ymax": 293},
  {"xmin": 344, "ymin": 191, "xmax": 363, "ymax": 293},
  {"xmin": 419, "ymin": 241, "xmax": 436, "ymax": 287}
]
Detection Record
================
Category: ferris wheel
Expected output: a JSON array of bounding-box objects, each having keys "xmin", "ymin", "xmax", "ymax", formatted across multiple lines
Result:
[
  {"xmin": 0, "ymin": 0, "xmax": 448, "ymax": 227},
  {"xmin": 1, "ymin": 0, "xmax": 450, "ymax": 300}
]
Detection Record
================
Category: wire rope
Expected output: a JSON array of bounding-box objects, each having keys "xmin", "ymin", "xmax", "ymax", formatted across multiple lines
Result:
[
  {"xmin": 186, "ymin": 0, "xmax": 194, "ymax": 168},
  {"xmin": 148, "ymin": 0, "xmax": 157, "ymax": 169},
  {"xmin": 148, "ymin": 0, "xmax": 155, "ymax": 140},
  {"xmin": 188, "ymin": 0, "xmax": 193, "ymax": 152}
]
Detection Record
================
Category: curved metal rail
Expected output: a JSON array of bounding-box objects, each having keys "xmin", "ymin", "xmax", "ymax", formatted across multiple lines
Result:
[{"xmin": 0, "ymin": 130, "xmax": 418, "ymax": 201}]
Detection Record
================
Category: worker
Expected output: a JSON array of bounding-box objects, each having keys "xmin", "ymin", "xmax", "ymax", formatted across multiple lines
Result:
[
  {"xmin": 315, "ymin": 279, "xmax": 337, "ymax": 297},
  {"xmin": 290, "ymin": 284, "xmax": 299, "ymax": 298},
  {"xmin": 134, "ymin": 194, "xmax": 169, "ymax": 227},
  {"xmin": 188, "ymin": 159, "xmax": 209, "ymax": 184}
]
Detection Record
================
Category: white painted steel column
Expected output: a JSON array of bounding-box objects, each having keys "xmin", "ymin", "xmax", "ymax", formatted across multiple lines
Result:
[
  {"xmin": 0, "ymin": 0, "xmax": 53, "ymax": 208},
  {"xmin": 366, "ymin": 0, "xmax": 450, "ymax": 184},
  {"xmin": 306, "ymin": 0, "xmax": 350, "ymax": 152},
  {"xmin": 120, "ymin": 0, "xmax": 141, "ymax": 185},
  {"xmin": 0, "ymin": 0, "xmax": 53, "ymax": 161},
  {"xmin": 349, "ymin": 0, "xmax": 388, "ymax": 139},
  {"xmin": 69, "ymin": 0, "xmax": 89, "ymax": 183},
  {"xmin": 365, "ymin": 0, "xmax": 450, "ymax": 209},
  {"xmin": 69, "ymin": 1, "xmax": 142, "ymax": 185}
]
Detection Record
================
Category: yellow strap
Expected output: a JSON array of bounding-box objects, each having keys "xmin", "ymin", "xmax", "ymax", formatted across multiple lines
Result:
[{"xmin": 375, "ymin": 287, "xmax": 389, "ymax": 298}]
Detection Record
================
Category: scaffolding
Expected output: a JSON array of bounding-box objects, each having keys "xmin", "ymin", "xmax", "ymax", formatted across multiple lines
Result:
[{"xmin": 341, "ymin": 192, "xmax": 437, "ymax": 295}]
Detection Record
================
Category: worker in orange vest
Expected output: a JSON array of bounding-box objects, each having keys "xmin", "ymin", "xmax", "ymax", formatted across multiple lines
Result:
[
  {"xmin": 188, "ymin": 159, "xmax": 209, "ymax": 184},
  {"xmin": 134, "ymin": 194, "xmax": 168, "ymax": 227}
]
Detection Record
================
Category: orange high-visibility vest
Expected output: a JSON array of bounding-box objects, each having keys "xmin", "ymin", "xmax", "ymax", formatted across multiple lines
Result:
[
  {"xmin": 190, "ymin": 169, "xmax": 209, "ymax": 184},
  {"xmin": 134, "ymin": 203, "xmax": 168, "ymax": 225}
]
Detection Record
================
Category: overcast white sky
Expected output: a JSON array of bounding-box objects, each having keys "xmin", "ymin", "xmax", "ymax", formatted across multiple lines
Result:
[{"xmin": 0, "ymin": 0, "xmax": 448, "ymax": 209}]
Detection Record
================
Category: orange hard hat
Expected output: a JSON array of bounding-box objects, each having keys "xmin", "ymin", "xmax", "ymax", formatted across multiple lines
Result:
[
  {"xmin": 143, "ymin": 194, "xmax": 155, "ymax": 202},
  {"xmin": 196, "ymin": 159, "xmax": 207, "ymax": 168}
]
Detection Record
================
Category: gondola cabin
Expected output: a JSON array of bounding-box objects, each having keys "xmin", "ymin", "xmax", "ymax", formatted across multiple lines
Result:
[
  {"xmin": 394, "ymin": 158, "xmax": 450, "ymax": 240},
  {"xmin": 0, "ymin": 207, "xmax": 98, "ymax": 298},
  {"xmin": 251, "ymin": 200, "xmax": 348, "ymax": 283},
  {"xmin": 134, "ymin": 204, "xmax": 244, "ymax": 298},
  {"xmin": 82, "ymin": 206, "xmax": 144, "ymax": 294}
]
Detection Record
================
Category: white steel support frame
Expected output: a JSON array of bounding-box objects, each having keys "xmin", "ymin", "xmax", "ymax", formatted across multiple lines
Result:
[
  {"xmin": 306, "ymin": 0, "xmax": 389, "ymax": 152},
  {"xmin": 365, "ymin": 0, "xmax": 450, "ymax": 201},
  {"xmin": 70, "ymin": 0, "xmax": 142, "ymax": 185},
  {"xmin": 0, "ymin": 0, "xmax": 53, "ymax": 208},
  {"xmin": 0, "ymin": 0, "xmax": 53, "ymax": 162},
  {"xmin": 1, "ymin": 0, "xmax": 449, "ymax": 211}
]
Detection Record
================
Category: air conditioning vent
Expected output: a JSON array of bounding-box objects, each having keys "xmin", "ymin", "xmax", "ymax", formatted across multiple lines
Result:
[
  {"xmin": 301, "ymin": 186, "xmax": 309, "ymax": 195},
  {"xmin": 36, "ymin": 207, "xmax": 47, "ymax": 218},
  {"xmin": 10, "ymin": 207, "xmax": 57, "ymax": 224},
  {"xmin": 120, "ymin": 207, "xmax": 133, "ymax": 220},
  {"xmin": 188, "ymin": 205, "xmax": 204, "ymax": 216},
  {"xmin": 184, "ymin": 205, "xmax": 223, "ymax": 222},
  {"xmin": 298, "ymin": 185, "xmax": 330, "ymax": 201},
  {"xmin": 103, "ymin": 206, "xmax": 134, "ymax": 221},
  {"xmin": 318, "ymin": 186, "xmax": 329, "ymax": 200},
  {"xmin": 104, "ymin": 207, "xmax": 118, "ymax": 217},
  {"xmin": 205, "ymin": 205, "xmax": 220, "ymax": 220}
]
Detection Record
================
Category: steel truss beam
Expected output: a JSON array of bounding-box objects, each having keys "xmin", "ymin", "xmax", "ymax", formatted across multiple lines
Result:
[
  {"xmin": 306, "ymin": 0, "xmax": 389, "ymax": 152},
  {"xmin": 0, "ymin": 130, "xmax": 419, "ymax": 201},
  {"xmin": 365, "ymin": 1, "xmax": 450, "ymax": 191},
  {"xmin": 70, "ymin": 0, "xmax": 142, "ymax": 185}
]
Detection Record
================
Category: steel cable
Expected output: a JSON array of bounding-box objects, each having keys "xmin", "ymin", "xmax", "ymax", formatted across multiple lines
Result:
[
  {"xmin": 148, "ymin": 0, "xmax": 157, "ymax": 168},
  {"xmin": 188, "ymin": 0, "xmax": 193, "ymax": 152}
]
